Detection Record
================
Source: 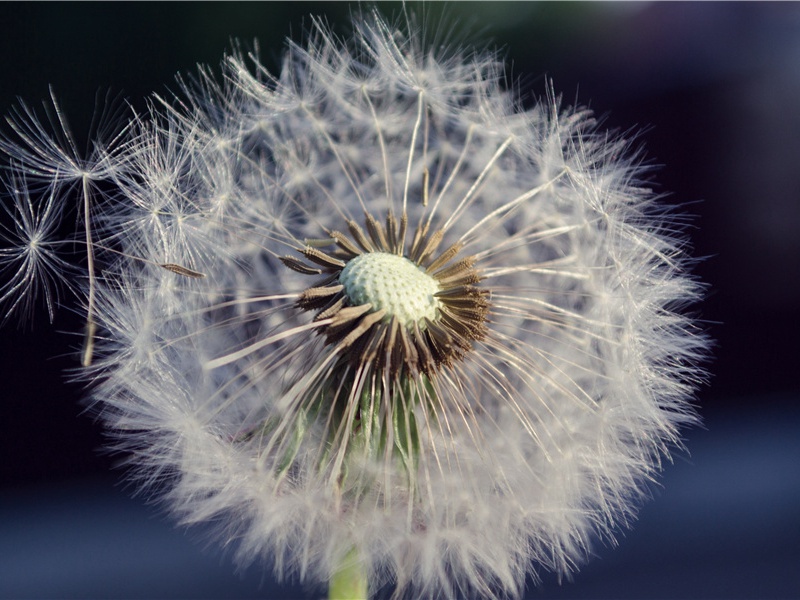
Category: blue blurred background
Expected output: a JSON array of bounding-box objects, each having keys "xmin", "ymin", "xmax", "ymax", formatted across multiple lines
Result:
[{"xmin": 1, "ymin": 3, "xmax": 798, "ymax": 598}]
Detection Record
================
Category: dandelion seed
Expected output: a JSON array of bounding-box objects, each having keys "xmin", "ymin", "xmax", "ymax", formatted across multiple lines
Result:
[
  {"xmin": 0, "ymin": 179, "xmax": 70, "ymax": 324},
  {"xmin": 159, "ymin": 263, "xmax": 206, "ymax": 278},
  {"xmin": 0, "ymin": 10, "xmax": 707, "ymax": 600}
]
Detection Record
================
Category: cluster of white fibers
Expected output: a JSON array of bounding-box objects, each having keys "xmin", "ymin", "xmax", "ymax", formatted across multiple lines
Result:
[{"xmin": 0, "ymin": 11, "xmax": 707, "ymax": 600}]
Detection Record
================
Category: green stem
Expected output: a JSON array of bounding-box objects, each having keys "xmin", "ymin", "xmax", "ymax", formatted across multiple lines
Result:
[
  {"xmin": 324, "ymin": 372, "xmax": 427, "ymax": 599},
  {"xmin": 329, "ymin": 547, "xmax": 368, "ymax": 599}
]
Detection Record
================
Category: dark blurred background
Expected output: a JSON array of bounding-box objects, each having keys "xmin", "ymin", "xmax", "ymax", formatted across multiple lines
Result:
[{"xmin": 1, "ymin": 2, "xmax": 798, "ymax": 599}]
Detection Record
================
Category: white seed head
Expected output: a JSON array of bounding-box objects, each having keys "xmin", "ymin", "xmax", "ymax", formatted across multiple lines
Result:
[
  {"xmin": 339, "ymin": 252, "xmax": 441, "ymax": 328},
  {"xmin": 0, "ymin": 9, "xmax": 708, "ymax": 600}
]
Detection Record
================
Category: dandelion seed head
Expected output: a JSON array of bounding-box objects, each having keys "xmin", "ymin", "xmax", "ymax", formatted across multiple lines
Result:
[{"xmin": 0, "ymin": 9, "xmax": 708, "ymax": 600}]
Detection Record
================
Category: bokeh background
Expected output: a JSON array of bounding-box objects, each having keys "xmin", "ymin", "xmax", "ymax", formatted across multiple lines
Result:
[{"xmin": 1, "ymin": 2, "xmax": 798, "ymax": 599}]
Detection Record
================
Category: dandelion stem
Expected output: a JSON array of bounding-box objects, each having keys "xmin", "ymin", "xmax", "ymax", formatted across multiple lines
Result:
[{"xmin": 329, "ymin": 547, "xmax": 367, "ymax": 600}]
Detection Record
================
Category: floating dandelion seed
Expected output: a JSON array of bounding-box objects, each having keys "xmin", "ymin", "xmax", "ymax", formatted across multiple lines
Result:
[{"xmin": 0, "ymin": 10, "xmax": 707, "ymax": 600}]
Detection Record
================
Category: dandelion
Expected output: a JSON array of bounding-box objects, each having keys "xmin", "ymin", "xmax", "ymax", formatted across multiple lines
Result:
[{"xmin": 0, "ymin": 10, "xmax": 706, "ymax": 600}]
